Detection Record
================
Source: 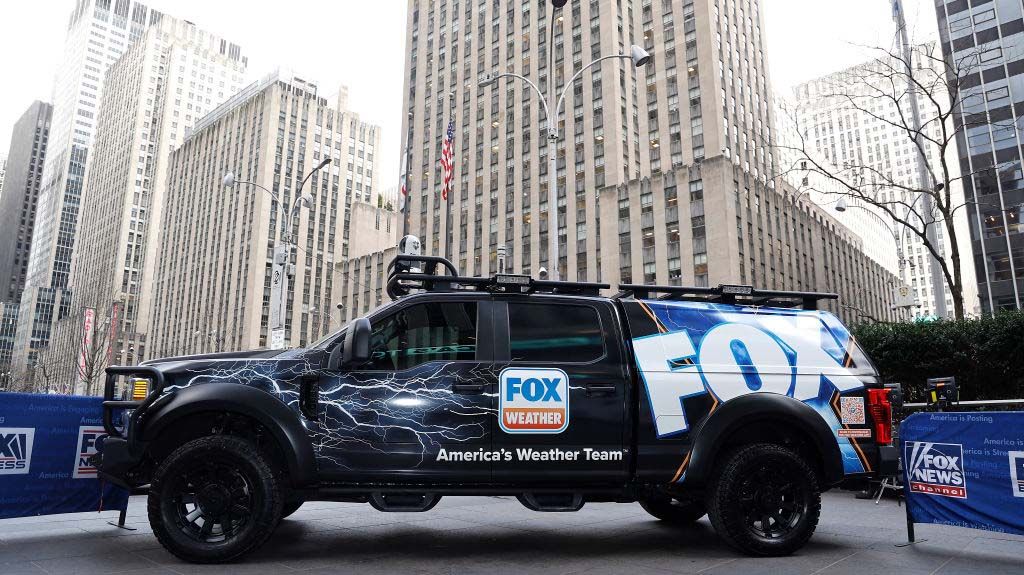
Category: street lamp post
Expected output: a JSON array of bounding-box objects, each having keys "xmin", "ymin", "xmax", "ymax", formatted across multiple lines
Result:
[
  {"xmin": 402, "ymin": 110, "xmax": 414, "ymax": 237},
  {"xmin": 835, "ymin": 197, "xmax": 913, "ymax": 320},
  {"xmin": 479, "ymin": 3, "xmax": 650, "ymax": 281},
  {"xmin": 224, "ymin": 156, "xmax": 332, "ymax": 349}
]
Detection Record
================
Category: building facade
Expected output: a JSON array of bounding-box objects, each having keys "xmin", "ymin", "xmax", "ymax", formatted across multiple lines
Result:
[
  {"xmin": 789, "ymin": 57, "xmax": 979, "ymax": 319},
  {"xmin": 0, "ymin": 101, "xmax": 52, "ymax": 305},
  {"xmin": 0, "ymin": 302, "xmax": 18, "ymax": 390},
  {"xmin": 337, "ymin": 246, "xmax": 398, "ymax": 324},
  {"xmin": 0, "ymin": 102, "xmax": 52, "ymax": 387},
  {"xmin": 935, "ymin": 0, "xmax": 1024, "ymax": 312},
  {"xmin": 148, "ymin": 73, "xmax": 383, "ymax": 359},
  {"xmin": 399, "ymin": 0, "xmax": 896, "ymax": 323},
  {"xmin": 775, "ymin": 96, "xmax": 901, "ymax": 277},
  {"xmin": 13, "ymin": 0, "xmax": 161, "ymax": 376},
  {"xmin": 39, "ymin": 16, "xmax": 247, "ymax": 392}
]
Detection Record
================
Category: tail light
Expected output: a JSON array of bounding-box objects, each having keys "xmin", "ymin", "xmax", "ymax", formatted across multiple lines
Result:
[{"xmin": 866, "ymin": 388, "xmax": 893, "ymax": 445}]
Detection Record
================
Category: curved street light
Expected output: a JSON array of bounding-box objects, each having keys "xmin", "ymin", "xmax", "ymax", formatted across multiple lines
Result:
[
  {"xmin": 480, "ymin": 42, "xmax": 650, "ymax": 280},
  {"xmin": 222, "ymin": 157, "xmax": 333, "ymax": 349}
]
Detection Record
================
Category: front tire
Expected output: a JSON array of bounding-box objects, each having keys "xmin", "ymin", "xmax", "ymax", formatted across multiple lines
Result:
[
  {"xmin": 639, "ymin": 494, "xmax": 707, "ymax": 524},
  {"xmin": 148, "ymin": 435, "xmax": 284, "ymax": 563},
  {"xmin": 706, "ymin": 443, "xmax": 821, "ymax": 556}
]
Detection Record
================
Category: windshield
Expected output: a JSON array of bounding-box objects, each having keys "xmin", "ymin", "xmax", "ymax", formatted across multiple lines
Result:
[
  {"xmin": 307, "ymin": 299, "xmax": 398, "ymax": 349},
  {"xmin": 309, "ymin": 324, "xmax": 348, "ymax": 350}
]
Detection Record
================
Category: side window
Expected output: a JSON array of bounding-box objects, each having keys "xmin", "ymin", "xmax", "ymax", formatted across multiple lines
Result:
[
  {"xmin": 362, "ymin": 301, "xmax": 478, "ymax": 371},
  {"xmin": 508, "ymin": 302, "xmax": 605, "ymax": 363}
]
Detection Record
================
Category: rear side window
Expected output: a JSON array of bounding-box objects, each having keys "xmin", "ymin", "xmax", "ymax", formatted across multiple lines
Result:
[{"xmin": 508, "ymin": 302, "xmax": 604, "ymax": 363}]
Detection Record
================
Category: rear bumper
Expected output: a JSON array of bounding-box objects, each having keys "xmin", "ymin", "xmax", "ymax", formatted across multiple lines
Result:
[{"xmin": 877, "ymin": 444, "xmax": 899, "ymax": 477}]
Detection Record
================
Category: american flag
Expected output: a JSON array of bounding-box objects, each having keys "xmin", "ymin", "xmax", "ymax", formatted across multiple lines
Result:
[{"xmin": 440, "ymin": 118, "xmax": 455, "ymax": 201}]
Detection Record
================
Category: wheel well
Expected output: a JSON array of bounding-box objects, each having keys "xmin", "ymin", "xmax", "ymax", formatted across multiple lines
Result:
[
  {"xmin": 144, "ymin": 411, "xmax": 289, "ymax": 482},
  {"xmin": 714, "ymin": 418, "xmax": 826, "ymax": 483}
]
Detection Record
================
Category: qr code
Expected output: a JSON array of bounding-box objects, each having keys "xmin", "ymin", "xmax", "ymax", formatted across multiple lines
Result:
[{"xmin": 840, "ymin": 396, "xmax": 865, "ymax": 425}]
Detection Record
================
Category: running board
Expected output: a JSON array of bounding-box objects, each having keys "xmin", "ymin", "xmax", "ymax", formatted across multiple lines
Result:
[
  {"xmin": 517, "ymin": 493, "xmax": 585, "ymax": 512},
  {"xmin": 368, "ymin": 492, "xmax": 441, "ymax": 512}
]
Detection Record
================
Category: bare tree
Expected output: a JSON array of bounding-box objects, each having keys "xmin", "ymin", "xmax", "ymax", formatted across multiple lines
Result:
[
  {"xmin": 6, "ymin": 364, "xmax": 35, "ymax": 393},
  {"xmin": 777, "ymin": 41, "xmax": 1014, "ymax": 319},
  {"xmin": 76, "ymin": 309, "xmax": 113, "ymax": 396}
]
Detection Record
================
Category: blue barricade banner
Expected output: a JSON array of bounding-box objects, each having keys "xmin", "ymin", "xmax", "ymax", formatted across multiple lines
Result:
[
  {"xmin": 901, "ymin": 411, "xmax": 1024, "ymax": 536},
  {"xmin": 0, "ymin": 393, "xmax": 128, "ymax": 519}
]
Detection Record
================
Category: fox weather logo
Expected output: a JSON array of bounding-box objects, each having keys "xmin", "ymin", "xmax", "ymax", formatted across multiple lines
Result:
[
  {"xmin": 499, "ymin": 368, "xmax": 569, "ymax": 434},
  {"xmin": 0, "ymin": 428, "xmax": 35, "ymax": 475},
  {"xmin": 905, "ymin": 441, "xmax": 967, "ymax": 499}
]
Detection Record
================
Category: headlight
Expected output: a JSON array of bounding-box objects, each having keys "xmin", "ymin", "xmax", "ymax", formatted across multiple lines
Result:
[{"xmin": 130, "ymin": 377, "xmax": 150, "ymax": 401}]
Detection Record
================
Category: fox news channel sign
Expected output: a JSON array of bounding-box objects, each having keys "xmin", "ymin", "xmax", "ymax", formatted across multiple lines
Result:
[
  {"xmin": 901, "ymin": 412, "xmax": 1024, "ymax": 536},
  {"xmin": 0, "ymin": 393, "xmax": 128, "ymax": 519}
]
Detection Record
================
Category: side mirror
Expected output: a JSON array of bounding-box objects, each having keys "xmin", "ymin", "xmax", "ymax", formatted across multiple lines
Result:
[{"xmin": 340, "ymin": 317, "xmax": 371, "ymax": 368}]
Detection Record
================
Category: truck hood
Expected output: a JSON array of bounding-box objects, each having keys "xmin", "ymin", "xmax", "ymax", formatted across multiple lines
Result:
[{"xmin": 141, "ymin": 348, "xmax": 286, "ymax": 367}]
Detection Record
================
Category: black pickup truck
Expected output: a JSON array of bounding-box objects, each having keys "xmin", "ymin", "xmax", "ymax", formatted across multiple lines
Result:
[{"xmin": 98, "ymin": 254, "xmax": 897, "ymax": 563}]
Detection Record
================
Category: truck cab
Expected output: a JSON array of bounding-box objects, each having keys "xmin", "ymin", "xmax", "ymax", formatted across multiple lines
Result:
[{"xmin": 98, "ymin": 253, "xmax": 896, "ymax": 563}]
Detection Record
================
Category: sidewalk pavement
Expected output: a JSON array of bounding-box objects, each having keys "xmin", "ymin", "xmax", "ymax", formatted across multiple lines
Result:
[{"xmin": 1, "ymin": 491, "xmax": 1022, "ymax": 574}]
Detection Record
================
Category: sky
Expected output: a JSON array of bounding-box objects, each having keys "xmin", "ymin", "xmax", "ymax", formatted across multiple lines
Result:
[
  {"xmin": 763, "ymin": 0, "xmax": 940, "ymax": 94},
  {"xmin": 0, "ymin": 0, "xmax": 408, "ymax": 185},
  {"xmin": 0, "ymin": 0, "xmax": 942, "ymax": 188}
]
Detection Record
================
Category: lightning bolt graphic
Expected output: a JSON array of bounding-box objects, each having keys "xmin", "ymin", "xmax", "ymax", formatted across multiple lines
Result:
[{"xmin": 160, "ymin": 358, "xmax": 504, "ymax": 469}]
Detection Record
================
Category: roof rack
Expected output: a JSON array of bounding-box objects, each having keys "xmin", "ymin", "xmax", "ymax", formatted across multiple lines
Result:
[
  {"xmin": 386, "ymin": 254, "xmax": 610, "ymax": 299},
  {"xmin": 614, "ymin": 283, "xmax": 838, "ymax": 310}
]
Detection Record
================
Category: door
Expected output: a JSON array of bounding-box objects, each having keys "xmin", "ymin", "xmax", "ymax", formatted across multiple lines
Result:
[
  {"xmin": 491, "ymin": 298, "xmax": 629, "ymax": 484},
  {"xmin": 316, "ymin": 297, "xmax": 496, "ymax": 483}
]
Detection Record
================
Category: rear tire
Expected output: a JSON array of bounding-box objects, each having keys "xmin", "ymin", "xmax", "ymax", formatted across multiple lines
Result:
[
  {"xmin": 705, "ymin": 443, "xmax": 820, "ymax": 557},
  {"xmin": 639, "ymin": 494, "xmax": 707, "ymax": 524},
  {"xmin": 148, "ymin": 435, "xmax": 284, "ymax": 563}
]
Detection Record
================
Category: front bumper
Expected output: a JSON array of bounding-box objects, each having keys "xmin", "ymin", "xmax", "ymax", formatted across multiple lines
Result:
[
  {"xmin": 100, "ymin": 365, "xmax": 166, "ymax": 487},
  {"xmin": 95, "ymin": 437, "xmax": 143, "ymax": 488}
]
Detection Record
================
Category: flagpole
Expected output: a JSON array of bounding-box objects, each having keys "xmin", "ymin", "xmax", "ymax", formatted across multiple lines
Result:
[
  {"xmin": 401, "ymin": 110, "xmax": 413, "ymax": 238},
  {"xmin": 445, "ymin": 92, "xmax": 455, "ymax": 263}
]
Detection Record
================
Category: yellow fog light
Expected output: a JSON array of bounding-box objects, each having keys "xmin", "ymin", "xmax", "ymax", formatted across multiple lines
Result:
[{"xmin": 130, "ymin": 378, "xmax": 150, "ymax": 401}]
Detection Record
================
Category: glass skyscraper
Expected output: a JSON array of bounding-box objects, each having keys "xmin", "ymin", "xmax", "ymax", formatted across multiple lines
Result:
[{"xmin": 935, "ymin": 0, "xmax": 1024, "ymax": 312}]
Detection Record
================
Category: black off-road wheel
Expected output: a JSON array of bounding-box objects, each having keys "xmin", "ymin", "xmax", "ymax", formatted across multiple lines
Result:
[
  {"xmin": 148, "ymin": 435, "xmax": 284, "ymax": 563},
  {"xmin": 639, "ymin": 494, "xmax": 707, "ymax": 524},
  {"xmin": 706, "ymin": 443, "xmax": 821, "ymax": 556}
]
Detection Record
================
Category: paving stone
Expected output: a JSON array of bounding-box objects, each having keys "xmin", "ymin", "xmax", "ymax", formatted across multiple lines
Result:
[{"xmin": 0, "ymin": 492, "xmax": 1019, "ymax": 573}]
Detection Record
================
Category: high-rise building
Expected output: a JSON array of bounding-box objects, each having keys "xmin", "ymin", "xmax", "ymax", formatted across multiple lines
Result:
[
  {"xmin": 147, "ymin": 73, "xmax": 383, "ymax": 359},
  {"xmin": 39, "ymin": 16, "xmax": 246, "ymax": 390},
  {"xmin": 0, "ymin": 101, "xmax": 52, "ymax": 305},
  {"xmin": 0, "ymin": 302, "xmax": 18, "ymax": 391},
  {"xmin": 787, "ymin": 57, "xmax": 980, "ymax": 318},
  {"xmin": 774, "ymin": 96, "xmax": 901, "ymax": 276},
  {"xmin": 934, "ymin": 0, "xmax": 1024, "ymax": 312},
  {"xmin": 0, "ymin": 156, "xmax": 6, "ymax": 198},
  {"xmin": 0, "ymin": 101, "xmax": 52, "ymax": 387},
  {"xmin": 13, "ymin": 0, "xmax": 161, "ymax": 375},
  {"xmin": 399, "ymin": 0, "xmax": 897, "ymax": 322}
]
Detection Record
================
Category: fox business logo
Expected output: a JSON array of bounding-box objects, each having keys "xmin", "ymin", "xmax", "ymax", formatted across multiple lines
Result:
[
  {"xmin": 74, "ymin": 426, "xmax": 108, "ymax": 479},
  {"xmin": 0, "ymin": 428, "xmax": 35, "ymax": 475},
  {"xmin": 499, "ymin": 368, "xmax": 569, "ymax": 434},
  {"xmin": 905, "ymin": 441, "xmax": 967, "ymax": 499}
]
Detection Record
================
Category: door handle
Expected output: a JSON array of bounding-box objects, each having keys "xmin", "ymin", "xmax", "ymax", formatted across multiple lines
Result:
[
  {"xmin": 585, "ymin": 383, "xmax": 617, "ymax": 397},
  {"xmin": 452, "ymin": 383, "xmax": 485, "ymax": 394}
]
